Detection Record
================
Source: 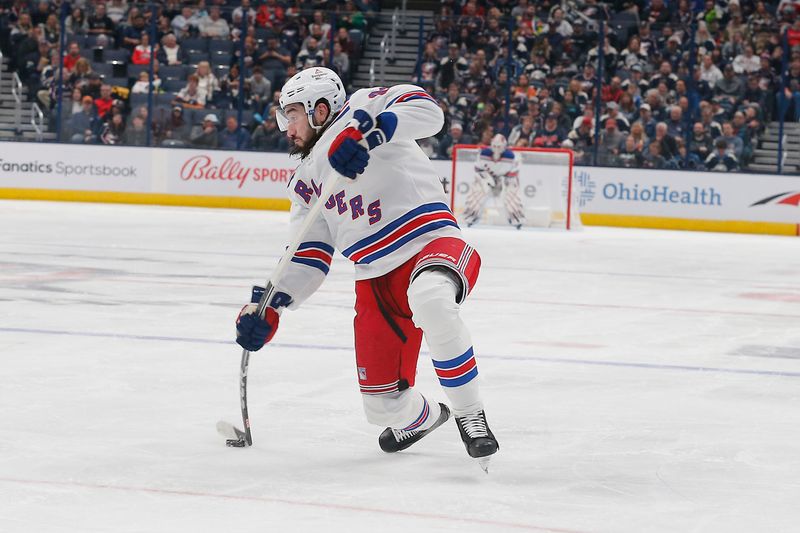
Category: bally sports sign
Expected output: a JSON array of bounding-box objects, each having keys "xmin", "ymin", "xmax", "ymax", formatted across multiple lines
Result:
[{"xmin": 179, "ymin": 154, "xmax": 294, "ymax": 189}]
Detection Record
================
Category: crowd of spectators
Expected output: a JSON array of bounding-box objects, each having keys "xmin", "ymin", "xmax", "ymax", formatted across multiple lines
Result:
[
  {"xmin": 416, "ymin": 0, "xmax": 800, "ymax": 172},
  {"xmin": 0, "ymin": 0, "xmax": 376, "ymax": 148},
  {"xmin": 3, "ymin": 0, "xmax": 798, "ymax": 171}
]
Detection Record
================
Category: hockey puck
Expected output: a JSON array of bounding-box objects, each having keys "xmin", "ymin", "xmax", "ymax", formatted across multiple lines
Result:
[{"xmin": 226, "ymin": 438, "xmax": 246, "ymax": 447}]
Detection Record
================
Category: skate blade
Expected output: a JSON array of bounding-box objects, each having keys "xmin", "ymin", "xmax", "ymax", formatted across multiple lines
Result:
[{"xmin": 476, "ymin": 456, "xmax": 491, "ymax": 474}]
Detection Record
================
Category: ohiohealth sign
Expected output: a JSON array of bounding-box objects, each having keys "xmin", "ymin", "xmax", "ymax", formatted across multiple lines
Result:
[
  {"xmin": 435, "ymin": 158, "xmax": 799, "ymax": 235},
  {"xmin": 572, "ymin": 166, "xmax": 800, "ymax": 225}
]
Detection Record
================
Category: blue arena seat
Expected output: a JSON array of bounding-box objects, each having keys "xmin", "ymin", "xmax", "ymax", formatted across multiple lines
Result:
[
  {"xmin": 92, "ymin": 63, "xmax": 114, "ymax": 79},
  {"xmin": 162, "ymin": 79, "xmax": 185, "ymax": 93},
  {"xmin": 188, "ymin": 51, "xmax": 210, "ymax": 65},
  {"xmin": 210, "ymin": 52, "xmax": 232, "ymax": 67},
  {"xmin": 103, "ymin": 49, "xmax": 130, "ymax": 63},
  {"xmin": 180, "ymin": 37, "xmax": 208, "ymax": 53},
  {"xmin": 159, "ymin": 65, "xmax": 187, "ymax": 81},
  {"xmin": 208, "ymin": 40, "xmax": 234, "ymax": 55}
]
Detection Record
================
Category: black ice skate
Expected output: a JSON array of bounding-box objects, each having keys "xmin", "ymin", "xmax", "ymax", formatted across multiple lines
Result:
[
  {"xmin": 455, "ymin": 410, "xmax": 499, "ymax": 473},
  {"xmin": 379, "ymin": 403, "xmax": 451, "ymax": 453}
]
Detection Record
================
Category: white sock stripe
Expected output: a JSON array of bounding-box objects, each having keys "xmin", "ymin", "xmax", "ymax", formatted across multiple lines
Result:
[
  {"xmin": 359, "ymin": 380, "xmax": 400, "ymax": 389},
  {"xmin": 360, "ymin": 388, "xmax": 400, "ymax": 395}
]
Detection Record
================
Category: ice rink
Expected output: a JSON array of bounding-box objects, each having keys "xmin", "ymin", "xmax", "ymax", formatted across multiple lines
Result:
[{"xmin": 1, "ymin": 199, "xmax": 799, "ymax": 533}]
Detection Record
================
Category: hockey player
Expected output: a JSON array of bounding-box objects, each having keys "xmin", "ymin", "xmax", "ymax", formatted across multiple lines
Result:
[
  {"xmin": 234, "ymin": 67, "xmax": 499, "ymax": 470},
  {"xmin": 463, "ymin": 134, "xmax": 527, "ymax": 229}
]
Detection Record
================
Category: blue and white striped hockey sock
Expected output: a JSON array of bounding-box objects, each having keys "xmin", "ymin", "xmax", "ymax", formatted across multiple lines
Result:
[{"xmin": 408, "ymin": 270, "xmax": 484, "ymax": 416}]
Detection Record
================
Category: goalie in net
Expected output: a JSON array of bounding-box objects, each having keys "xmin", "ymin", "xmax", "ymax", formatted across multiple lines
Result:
[
  {"xmin": 452, "ymin": 141, "xmax": 580, "ymax": 230},
  {"xmin": 463, "ymin": 134, "xmax": 527, "ymax": 229}
]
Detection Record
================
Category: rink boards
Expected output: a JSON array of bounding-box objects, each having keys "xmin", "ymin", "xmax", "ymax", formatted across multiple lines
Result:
[{"xmin": 0, "ymin": 142, "xmax": 798, "ymax": 236}]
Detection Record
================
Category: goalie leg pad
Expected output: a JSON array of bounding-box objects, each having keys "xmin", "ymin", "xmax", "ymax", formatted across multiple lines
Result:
[
  {"xmin": 463, "ymin": 182, "xmax": 490, "ymax": 225},
  {"xmin": 501, "ymin": 186, "xmax": 527, "ymax": 227},
  {"xmin": 407, "ymin": 269, "xmax": 483, "ymax": 416}
]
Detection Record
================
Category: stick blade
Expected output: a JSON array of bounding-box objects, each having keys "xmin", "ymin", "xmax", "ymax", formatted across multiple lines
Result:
[{"xmin": 217, "ymin": 420, "xmax": 248, "ymax": 447}]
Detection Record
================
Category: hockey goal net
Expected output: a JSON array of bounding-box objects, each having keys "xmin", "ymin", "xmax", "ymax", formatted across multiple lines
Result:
[{"xmin": 450, "ymin": 145, "xmax": 581, "ymax": 229}]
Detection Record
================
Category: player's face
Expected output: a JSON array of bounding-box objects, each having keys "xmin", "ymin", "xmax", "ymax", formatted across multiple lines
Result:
[{"xmin": 283, "ymin": 103, "xmax": 314, "ymax": 149}]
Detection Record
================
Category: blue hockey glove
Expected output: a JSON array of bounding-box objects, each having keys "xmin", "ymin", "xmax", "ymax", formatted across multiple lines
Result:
[
  {"xmin": 327, "ymin": 109, "xmax": 398, "ymax": 179},
  {"xmin": 235, "ymin": 286, "xmax": 291, "ymax": 352}
]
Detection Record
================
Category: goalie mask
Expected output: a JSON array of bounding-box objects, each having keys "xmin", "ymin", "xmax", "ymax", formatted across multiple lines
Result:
[
  {"xmin": 277, "ymin": 67, "xmax": 346, "ymax": 132},
  {"xmin": 490, "ymin": 134, "xmax": 508, "ymax": 160}
]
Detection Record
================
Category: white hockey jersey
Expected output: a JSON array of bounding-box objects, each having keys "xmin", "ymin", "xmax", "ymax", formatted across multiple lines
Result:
[
  {"xmin": 474, "ymin": 148, "xmax": 520, "ymax": 190},
  {"xmin": 277, "ymin": 84, "xmax": 463, "ymax": 309}
]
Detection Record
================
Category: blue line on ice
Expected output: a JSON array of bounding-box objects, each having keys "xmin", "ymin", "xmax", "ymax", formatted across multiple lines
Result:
[{"xmin": 3, "ymin": 326, "xmax": 799, "ymax": 378}]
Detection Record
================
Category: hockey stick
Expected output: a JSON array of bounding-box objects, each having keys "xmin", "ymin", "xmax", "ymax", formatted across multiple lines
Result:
[{"xmin": 219, "ymin": 173, "xmax": 344, "ymax": 448}]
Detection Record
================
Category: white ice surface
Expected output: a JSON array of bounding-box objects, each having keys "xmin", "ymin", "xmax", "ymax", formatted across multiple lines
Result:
[{"xmin": 1, "ymin": 200, "xmax": 799, "ymax": 533}]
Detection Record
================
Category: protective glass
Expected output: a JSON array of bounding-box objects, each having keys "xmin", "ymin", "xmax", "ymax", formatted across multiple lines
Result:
[
  {"xmin": 276, "ymin": 107, "xmax": 307, "ymax": 131},
  {"xmin": 276, "ymin": 108, "xmax": 289, "ymax": 131}
]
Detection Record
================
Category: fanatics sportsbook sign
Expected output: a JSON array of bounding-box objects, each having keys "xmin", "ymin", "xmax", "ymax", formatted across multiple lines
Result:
[
  {"xmin": 0, "ymin": 144, "xmax": 149, "ymax": 192},
  {"xmin": 0, "ymin": 142, "xmax": 294, "ymax": 200}
]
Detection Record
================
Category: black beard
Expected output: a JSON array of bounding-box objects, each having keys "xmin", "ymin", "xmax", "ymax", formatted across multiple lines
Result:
[
  {"xmin": 287, "ymin": 111, "xmax": 339, "ymax": 160},
  {"xmin": 289, "ymin": 129, "xmax": 322, "ymax": 159}
]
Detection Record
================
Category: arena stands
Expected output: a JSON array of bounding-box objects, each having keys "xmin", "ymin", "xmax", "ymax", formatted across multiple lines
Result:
[
  {"xmin": 0, "ymin": 0, "xmax": 798, "ymax": 173},
  {"xmin": 417, "ymin": 0, "xmax": 798, "ymax": 172},
  {"xmin": 0, "ymin": 0, "xmax": 374, "ymax": 147}
]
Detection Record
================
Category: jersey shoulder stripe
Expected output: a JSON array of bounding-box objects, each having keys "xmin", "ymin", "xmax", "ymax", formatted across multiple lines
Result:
[
  {"xmin": 385, "ymin": 90, "xmax": 437, "ymax": 108},
  {"xmin": 332, "ymin": 101, "xmax": 351, "ymax": 125}
]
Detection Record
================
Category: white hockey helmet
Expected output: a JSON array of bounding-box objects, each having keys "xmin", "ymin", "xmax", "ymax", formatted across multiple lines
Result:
[
  {"xmin": 277, "ymin": 67, "xmax": 346, "ymax": 132},
  {"xmin": 490, "ymin": 134, "xmax": 508, "ymax": 159}
]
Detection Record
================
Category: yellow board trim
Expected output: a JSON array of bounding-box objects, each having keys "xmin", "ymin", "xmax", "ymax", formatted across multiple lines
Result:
[
  {"xmin": 0, "ymin": 188, "xmax": 291, "ymax": 211},
  {"xmin": 2, "ymin": 189, "xmax": 797, "ymax": 236},
  {"xmin": 582, "ymin": 213, "xmax": 799, "ymax": 236}
]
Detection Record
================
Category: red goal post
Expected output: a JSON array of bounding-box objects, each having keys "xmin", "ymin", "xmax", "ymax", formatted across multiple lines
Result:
[{"xmin": 449, "ymin": 145, "xmax": 580, "ymax": 230}]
